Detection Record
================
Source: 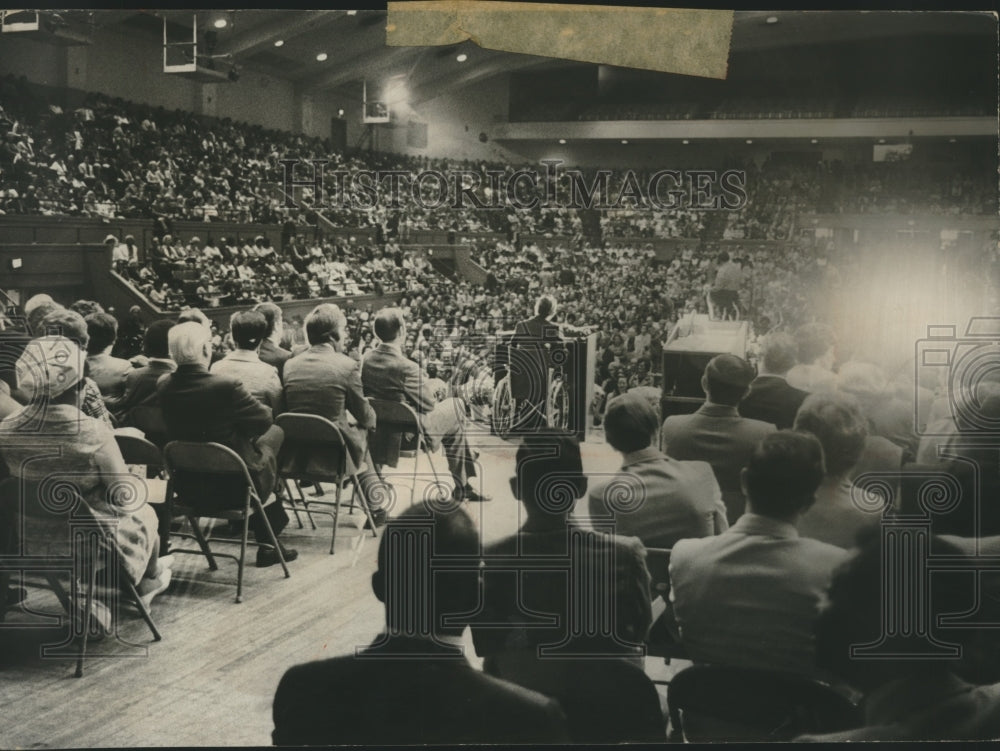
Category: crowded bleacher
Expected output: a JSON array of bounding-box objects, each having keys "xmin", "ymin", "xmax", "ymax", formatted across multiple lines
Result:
[{"xmin": 3, "ymin": 8, "xmax": 1000, "ymax": 747}]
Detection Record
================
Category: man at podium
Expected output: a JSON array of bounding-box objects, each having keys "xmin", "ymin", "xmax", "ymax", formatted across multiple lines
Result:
[{"xmin": 509, "ymin": 295, "xmax": 567, "ymax": 432}]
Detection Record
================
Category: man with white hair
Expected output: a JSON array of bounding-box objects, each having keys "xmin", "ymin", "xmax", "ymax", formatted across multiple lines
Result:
[{"xmin": 156, "ymin": 321, "xmax": 296, "ymax": 566}]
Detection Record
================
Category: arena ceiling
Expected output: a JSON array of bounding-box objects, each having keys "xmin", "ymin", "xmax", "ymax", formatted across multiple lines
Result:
[{"xmin": 79, "ymin": 9, "xmax": 994, "ymax": 104}]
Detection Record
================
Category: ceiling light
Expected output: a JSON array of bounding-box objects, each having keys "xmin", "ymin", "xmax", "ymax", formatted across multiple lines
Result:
[
  {"xmin": 213, "ymin": 18, "xmax": 227, "ymax": 29},
  {"xmin": 456, "ymin": 53, "xmax": 468, "ymax": 62},
  {"xmin": 766, "ymin": 15, "xmax": 778, "ymax": 24},
  {"xmin": 621, "ymin": 139, "xmax": 628, "ymax": 145},
  {"xmin": 810, "ymin": 138, "xmax": 818, "ymax": 144},
  {"xmin": 878, "ymin": 138, "xmax": 886, "ymax": 144},
  {"xmin": 682, "ymin": 139, "xmax": 689, "ymax": 144},
  {"xmin": 949, "ymin": 137, "xmax": 957, "ymax": 143},
  {"xmin": 316, "ymin": 52, "xmax": 328, "ymax": 62},
  {"xmin": 274, "ymin": 40, "xmax": 284, "ymax": 47},
  {"xmin": 346, "ymin": 10, "xmax": 357, "ymax": 15},
  {"xmin": 745, "ymin": 139, "xmax": 753, "ymax": 144}
]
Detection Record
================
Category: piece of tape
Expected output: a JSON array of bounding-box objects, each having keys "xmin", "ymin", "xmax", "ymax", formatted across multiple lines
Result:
[{"xmin": 386, "ymin": 1, "xmax": 733, "ymax": 80}]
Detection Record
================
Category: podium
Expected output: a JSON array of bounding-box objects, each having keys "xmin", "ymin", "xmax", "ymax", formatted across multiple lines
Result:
[
  {"xmin": 493, "ymin": 331, "xmax": 596, "ymax": 442},
  {"xmin": 661, "ymin": 315, "xmax": 749, "ymax": 419}
]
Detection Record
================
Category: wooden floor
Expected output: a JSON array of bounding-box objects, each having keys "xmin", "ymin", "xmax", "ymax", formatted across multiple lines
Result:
[{"xmin": 0, "ymin": 429, "xmax": 678, "ymax": 748}]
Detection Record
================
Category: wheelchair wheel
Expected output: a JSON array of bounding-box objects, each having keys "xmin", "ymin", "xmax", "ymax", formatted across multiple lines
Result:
[
  {"xmin": 492, "ymin": 376, "xmax": 515, "ymax": 439},
  {"xmin": 548, "ymin": 378, "xmax": 571, "ymax": 431}
]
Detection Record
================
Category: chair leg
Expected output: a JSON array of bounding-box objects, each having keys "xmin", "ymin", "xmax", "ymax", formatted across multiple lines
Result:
[
  {"xmin": 254, "ymin": 496, "xmax": 290, "ymax": 579},
  {"xmin": 329, "ymin": 480, "xmax": 342, "ymax": 555},
  {"xmin": 410, "ymin": 440, "xmax": 419, "ymax": 506},
  {"xmin": 236, "ymin": 506, "xmax": 251, "ymax": 604},
  {"xmin": 295, "ymin": 480, "xmax": 318, "ymax": 530},
  {"xmin": 423, "ymin": 441, "xmax": 443, "ymax": 492},
  {"xmin": 283, "ymin": 478, "xmax": 304, "ymax": 529},
  {"xmin": 75, "ymin": 562, "xmax": 98, "ymax": 678},
  {"xmin": 187, "ymin": 516, "xmax": 219, "ymax": 571},
  {"xmin": 352, "ymin": 473, "xmax": 378, "ymax": 538},
  {"xmin": 125, "ymin": 574, "xmax": 162, "ymax": 641}
]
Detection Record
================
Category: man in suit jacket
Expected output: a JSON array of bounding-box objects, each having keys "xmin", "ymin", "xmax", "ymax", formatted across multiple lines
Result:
[
  {"xmin": 667, "ymin": 431, "xmax": 849, "ymax": 675},
  {"xmin": 472, "ymin": 430, "xmax": 652, "ymax": 671},
  {"xmin": 116, "ymin": 319, "xmax": 176, "ymax": 441},
  {"xmin": 739, "ymin": 332, "xmax": 808, "ymax": 429},
  {"xmin": 283, "ymin": 303, "xmax": 388, "ymax": 525},
  {"xmin": 800, "ymin": 534, "xmax": 1000, "ymax": 741},
  {"xmin": 589, "ymin": 392, "xmax": 727, "ymax": 550},
  {"xmin": 361, "ymin": 307, "xmax": 487, "ymax": 503},
  {"xmin": 253, "ymin": 302, "xmax": 292, "ymax": 377},
  {"xmin": 273, "ymin": 503, "xmax": 569, "ymax": 745},
  {"xmin": 210, "ymin": 310, "xmax": 283, "ymax": 413},
  {"xmin": 157, "ymin": 322, "xmax": 296, "ymax": 567},
  {"xmin": 661, "ymin": 354, "xmax": 775, "ymax": 523},
  {"xmin": 508, "ymin": 295, "xmax": 567, "ymax": 432}
]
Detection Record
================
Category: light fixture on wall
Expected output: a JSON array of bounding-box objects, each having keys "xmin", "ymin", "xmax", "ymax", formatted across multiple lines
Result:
[
  {"xmin": 558, "ymin": 138, "xmax": 566, "ymax": 144},
  {"xmin": 213, "ymin": 17, "xmax": 227, "ymax": 29},
  {"xmin": 765, "ymin": 15, "xmax": 778, "ymax": 24},
  {"xmin": 338, "ymin": 108, "xmax": 345, "ymax": 117},
  {"xmin": 456, "ymin": 53, "xmax": 468, "ymax": 62},
  {"xmin": 810, "ymin": 138, "xmax": 818, "ymax": 144},
  {"xmin": 274, "ymin": 39, "xmax": 284, "ymax": 47},
  {"xmin": 682, "ymin": 139, "xmax": 690, "ymax": 144},
  {"xmin": 316, "ymin": 52, "xmax": 328, "ymax": 62},
  {"xmin": 620, "ymin": 139, "xmax": 628, "ymax": 144},
  {"xmin": 745, "ymin": 139, "xmax": 753, "ymax": 144},
  {"xmin": 346, "ymin": 10, "xmax": 357, "ymax": 15}
]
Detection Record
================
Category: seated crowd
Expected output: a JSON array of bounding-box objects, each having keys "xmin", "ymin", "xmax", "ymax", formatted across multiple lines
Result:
[
  {"xmin": 2, "ymin": 77, "xmax": 995, "ymax": 250},
  {"xmin": 2, "ymin": 281, "xmax": 1000, "ymax": 743}
]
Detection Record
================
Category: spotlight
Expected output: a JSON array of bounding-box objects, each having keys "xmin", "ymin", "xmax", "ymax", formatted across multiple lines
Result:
[
  {"xmin": 456, "ymin": 53, "xmax": 468, "ymax": 62},
  {"xmin": 621, "ymin": 139, "xmax": 628, "ymax": 145},
  {"xmin": 213, "ymin": 18, "xmax": 227, "ymax": 29},
  {"xmin": 274, "ymin": 40, "xmax": 284, "ymax": 47},
  {"xmin": 558, "ymin": 138, "xmax": 566, "ymax": 144},
  {"xmin": 316, "ymin": 52, "xmax": 328, "ymax": 62}
]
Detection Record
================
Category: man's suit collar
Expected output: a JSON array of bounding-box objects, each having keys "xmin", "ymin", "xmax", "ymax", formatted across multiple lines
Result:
[
  {"xmin": 175, "ymin": 362, "xmax": 210, "ymax": 375},
  {"xmin": 697, "ymin": 402, "xmax": 740, "ymax": 418},
  {"xmin": 753, "ymin": 374, "xmax": 788, "ymax": 385},
  {"xmin": 362, "ymin": 633, "xmax": 468, "ymax": 660},
  {"xmin": 621, "ymin": 446, "xmax": 668, "ymax": 468},
  {"xmin": 730, "ymin": 512, "xmax": 799, "ymax": 539},
  {"xmin": 377, "ymin": 342, "xmax": 402, "ymax": 356}
]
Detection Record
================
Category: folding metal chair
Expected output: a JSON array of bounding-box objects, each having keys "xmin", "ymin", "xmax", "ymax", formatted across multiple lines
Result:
[
  {"xmin": 163, "ymin": 441, "xmax": 290, "ymax": 603},
  {"xmin": 0, "ymin": 477, "xmax": 162, "ymax": 677},
  {"xmin": 275, "ymin": 413, "xmax": 378, "ymax": 554},
  {"xmin": 367, "ymin": 398, "xmax": 442, "ymax": 505}
]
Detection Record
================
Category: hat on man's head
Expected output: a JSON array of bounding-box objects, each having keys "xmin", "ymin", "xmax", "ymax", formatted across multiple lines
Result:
[
  {"xmin": 104, "ymin": 234, "xmax": 118, "ymax": 244},
  {"xmin": 15, "ymin": 336, "xmax": 84, "ymax": 400}
]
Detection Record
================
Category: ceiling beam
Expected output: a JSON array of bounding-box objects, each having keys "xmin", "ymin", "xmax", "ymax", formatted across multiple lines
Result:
[{"xmin": 217, "ymin": 10, "xmax": 337, "ymax": 57}]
